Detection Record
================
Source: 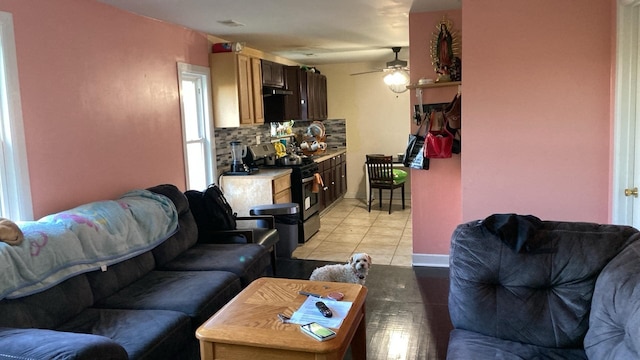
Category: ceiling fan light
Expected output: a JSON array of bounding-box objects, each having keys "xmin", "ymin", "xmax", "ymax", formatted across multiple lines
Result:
[
  {"xmin": 384, "ymin": 69, "xmax": 409, "ymax": 93},
  {"xmin": 383, "ymin": 72, "xmax": 395, "ymax": 85}
]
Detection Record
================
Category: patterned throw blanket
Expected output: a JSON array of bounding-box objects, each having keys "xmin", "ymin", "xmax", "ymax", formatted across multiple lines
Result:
[{"xmin": 0, "ymin": 189, "xmax": 178, "ymax": 300}]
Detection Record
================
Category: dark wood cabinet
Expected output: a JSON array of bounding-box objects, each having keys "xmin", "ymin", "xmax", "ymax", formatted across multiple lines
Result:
[
  {"xmin": 284, "ymin": 66, "xmax": 327, "ymax": 121},
  {"xmin": 283, "ymin": 66, "xmax": 302, "ymax": 120},
  {"xmin": 261, "ymin": 60, "xmax": 284, "ymax": 88},
  {"xmin": 318, "ymin": 153, "xmax": 347, "ymax": 212},
  {"xmin": 306, "ymin": 72, "xmax": 327, "ymax": 121}
]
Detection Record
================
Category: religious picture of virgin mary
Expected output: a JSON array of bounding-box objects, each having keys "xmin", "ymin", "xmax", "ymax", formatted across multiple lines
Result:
[
  {"xmin": 430, "ymin": 16, "xmax": 460, "ymax": 82},
  {"xmin": 437, "ymin": 24, "xmax": 453, "ymax": 71}
]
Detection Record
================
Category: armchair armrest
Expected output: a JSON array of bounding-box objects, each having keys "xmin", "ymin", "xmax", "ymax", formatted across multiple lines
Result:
[
  {"xmin": 237, "ymin": 215, "xmax": 275, "ymax": 229},
  {"xmin": 197, "ymin": 214, "xmax": 276, "ymax": 245}
]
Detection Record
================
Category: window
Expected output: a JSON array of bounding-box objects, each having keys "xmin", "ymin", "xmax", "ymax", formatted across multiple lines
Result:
[
  {"xmin": 0, "ymin": 11, "xmax": 32, "ymax": 220},
  {"xmin": 177, "ymin": 62, "xmax": 216, "ymax": 190}
]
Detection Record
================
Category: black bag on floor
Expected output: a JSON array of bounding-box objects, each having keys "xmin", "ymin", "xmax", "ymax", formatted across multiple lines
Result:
[{"xmin": 185, "ymin": 184, "xmax": 237, "ymax": 232}]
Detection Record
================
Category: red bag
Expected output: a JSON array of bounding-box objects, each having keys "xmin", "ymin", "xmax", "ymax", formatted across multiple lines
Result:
[{"xmin": 424, "ymin": 110, "xmax": 453, "ymax": 158}]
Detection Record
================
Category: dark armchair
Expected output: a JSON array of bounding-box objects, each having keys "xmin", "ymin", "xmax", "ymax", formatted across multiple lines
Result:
[{"xmin": 185, "ymin": 190, "xmax": 280, "ymax": 275}]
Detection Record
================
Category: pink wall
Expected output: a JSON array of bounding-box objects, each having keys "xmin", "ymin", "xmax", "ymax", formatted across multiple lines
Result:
[
  {"xmin": 409, "ymin": 10, "xmax": 462, "ymax": 255},
  {"xmin": 0, "ymin": 0, "xmax": 209, "ymax": 218},
  {"xmin": 461, "ymin": 0, "xmax": 613, "ymax": 222},
  {"xmin": 409, "ymin": 1, "xmax": 615, "ymax": 255}
]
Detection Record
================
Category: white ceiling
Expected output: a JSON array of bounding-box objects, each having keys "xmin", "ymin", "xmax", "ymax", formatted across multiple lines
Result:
[{"xmin": 96, "ymin": 0, "xmax": 460, "ymax": 65}]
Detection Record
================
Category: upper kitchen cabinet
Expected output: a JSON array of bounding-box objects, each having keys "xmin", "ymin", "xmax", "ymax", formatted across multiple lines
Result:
[
  {"xmin": 283, "ymin": 66, "xmax": 327, "ymax": 121},
  {"xmin": 210, "ymin": 52, "xmax": 264, "ymax": 127},
  {"xmin": 261, "ymin": 60, "xmax": 284, "ymax": 88},
  {"xmin": 306, "ymin": 71, "xmax": 327, "ymax": 121}
]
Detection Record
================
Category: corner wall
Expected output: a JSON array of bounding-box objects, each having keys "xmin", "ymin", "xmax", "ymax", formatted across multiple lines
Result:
[
  {"xmin": 408, "ymin": 10, "xmax": 463, "ymax": 256},
  {"xmin": 461, "ymin": 0, "xmax": 613, "ymax": 222},
  {"xmin": 408, "ymin": 0, "xmax": 615, "ymax": 261}
]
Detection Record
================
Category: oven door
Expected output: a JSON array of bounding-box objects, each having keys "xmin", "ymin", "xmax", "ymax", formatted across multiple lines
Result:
[{"xmin": 301, "ymin": 175, "xmax": 320, "ymax": 220}]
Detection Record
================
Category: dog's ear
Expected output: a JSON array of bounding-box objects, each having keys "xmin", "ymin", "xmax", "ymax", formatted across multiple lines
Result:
[
  {"xmin": 366, "ymin": 254, "xmax": 372, "ymax": 265},
  {"xmin": 348, "ymin": 254, "xmax": 355, "ymax": 264}
]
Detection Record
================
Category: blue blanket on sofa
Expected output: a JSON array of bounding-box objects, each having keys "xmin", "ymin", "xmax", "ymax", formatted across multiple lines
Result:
[{"xmin": 0, "ymin": 189, "xmax": 178, "ymax": 300}]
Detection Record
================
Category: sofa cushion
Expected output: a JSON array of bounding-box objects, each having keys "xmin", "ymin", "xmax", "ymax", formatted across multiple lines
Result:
[
  {"xmin": 159, "ymin": 243, "xmax": 270, "ymax": 286},
  {"xmin": 0, "ymin": 274, "xmax": 94, "ymax": 329},
  {"xmin": 447, "ymin": 329, "xmax": 587, "ymax": 360},
  {"xmin": 58, "ymin": 308, "xmax": 191, "ymax": 360},
  {"xmin": 86, "ymin": 251, "xmax": 156, "ymax": 303},
  {"xmin": 148, "ymin": 184, "xmax": 199, "ymax": 266},
  {"xmin": 94, "ymin": 270, "xmax": 241, "ymax": 328},
  {"xmin": 584, "ymin": 234, "xmax": 640, "ymax": 359},
  {"xmin": 449, "ymin": 215, "xmax": 638, "ymax": 349},
  {"xmin": 0, "ymin": 327, "xmax": 128, "ymax": 360}
]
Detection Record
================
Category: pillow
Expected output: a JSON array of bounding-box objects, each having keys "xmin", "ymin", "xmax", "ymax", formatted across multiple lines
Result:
[{"xmin": 392, "ymin": 169, "xmax": 408, "ymax": 184}]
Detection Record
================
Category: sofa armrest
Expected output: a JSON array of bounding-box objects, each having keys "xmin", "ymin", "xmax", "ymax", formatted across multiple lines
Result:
[
  {"xmin": 585, "ymin": 237, "xmax": 640, "ymax": 359},
  {"xmin": 0, "ymin": 327, "xmax": 128, "ymax": 360}
]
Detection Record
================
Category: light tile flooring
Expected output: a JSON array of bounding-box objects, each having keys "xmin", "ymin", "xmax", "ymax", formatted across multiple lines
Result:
[{"xmin": 292, "ymin": 197, "xmax": 413, "ymax": 266}]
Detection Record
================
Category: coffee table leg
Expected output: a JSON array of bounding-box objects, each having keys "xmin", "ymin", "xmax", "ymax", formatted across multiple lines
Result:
[{"xmin": 351, "ymin": 306, "xmax": 367, "ymax": 360}]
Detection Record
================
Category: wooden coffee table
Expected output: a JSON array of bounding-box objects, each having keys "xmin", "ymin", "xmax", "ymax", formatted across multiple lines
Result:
[{"xmin": 196, "ymin": 277, "xmax": 368, "ymax": 360}]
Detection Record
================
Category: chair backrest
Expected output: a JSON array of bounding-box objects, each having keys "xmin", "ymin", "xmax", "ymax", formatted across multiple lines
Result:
[{"xmin": 366, "ymin": 155, "xmax": 394, "ymax": 186}]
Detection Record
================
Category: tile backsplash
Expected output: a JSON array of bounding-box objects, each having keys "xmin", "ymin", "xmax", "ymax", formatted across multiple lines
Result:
[{"xmin": 214, "ymin": 119, "xmax": 346, "ymax": 172}]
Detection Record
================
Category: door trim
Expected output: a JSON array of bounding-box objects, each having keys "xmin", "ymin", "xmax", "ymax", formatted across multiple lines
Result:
[{"xmin": 612, "ymin": 2, "xmax": 639, "ymax": 225}]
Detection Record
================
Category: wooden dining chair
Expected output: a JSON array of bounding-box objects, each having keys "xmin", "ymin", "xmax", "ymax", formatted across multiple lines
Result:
[{"xmin": 366, "ymin": 154, "xmax": 406, "ymax": 214}]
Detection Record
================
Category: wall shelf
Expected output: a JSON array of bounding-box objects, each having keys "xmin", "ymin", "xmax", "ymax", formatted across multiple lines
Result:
[{"xmin": 406, "ymin": 81, "xmax": 461, "ymax": 90}]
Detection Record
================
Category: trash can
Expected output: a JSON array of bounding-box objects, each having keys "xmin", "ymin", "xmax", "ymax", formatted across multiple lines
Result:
[{"xmin": 250, "ymin": 203, "xmax": 300, "ymax": 259}]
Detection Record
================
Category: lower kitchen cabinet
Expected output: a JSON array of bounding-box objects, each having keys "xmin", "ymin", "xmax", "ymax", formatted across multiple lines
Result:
[
  {"xmin": 317, "ymin": 151, "xmax": 347, "ymax": 212},
  {"xmin": 272, "ymin": 174, "xmax": 292, "ymax": 204}
]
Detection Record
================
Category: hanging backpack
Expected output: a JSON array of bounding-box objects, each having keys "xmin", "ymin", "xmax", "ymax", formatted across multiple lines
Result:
[{"xmin": 185, "ymin": 184, "xmax": 237, "ymax": 234}]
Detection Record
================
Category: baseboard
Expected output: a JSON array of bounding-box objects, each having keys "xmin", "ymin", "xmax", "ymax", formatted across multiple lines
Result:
[{"xmin": 412, "ymin": 253, "xmax": 449, "ymax": 267}]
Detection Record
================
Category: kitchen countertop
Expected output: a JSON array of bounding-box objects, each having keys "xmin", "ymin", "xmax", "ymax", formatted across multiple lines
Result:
[
  {"xmin": 222, "ymin": 168, "xmax": 291, "ymax": 179},
  {"xmin": 312, "ymin": 148, "xmax": 347, "ymax": 163}
]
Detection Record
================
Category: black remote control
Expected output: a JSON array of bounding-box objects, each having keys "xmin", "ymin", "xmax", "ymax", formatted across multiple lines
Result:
[{"xmin": 315, "ymin": 301, "xmax": 333, "ymax": 317}]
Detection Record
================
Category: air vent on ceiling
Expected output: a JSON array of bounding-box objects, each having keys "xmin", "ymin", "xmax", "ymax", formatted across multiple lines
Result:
[{"xmin": 217, "ymin": 20, "xmax": 245, "ymax": 27}]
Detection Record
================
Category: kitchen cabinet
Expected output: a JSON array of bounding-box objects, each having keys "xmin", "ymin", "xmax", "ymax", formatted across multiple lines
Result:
[
  {"xmin": 284, "ymin": 66, "xmax": 327, "ymax": 121},
  {"xmin": 219, "ymin": 169, "xmax": 292, "ymax": 217},
  {"xmin": 272, "ymin": 174, "xmax": 292, "ymax": 204},
  {"xmin": 317, "ymin": 151, "xmax": 346, "ymax": 212},
  {"xmin": 306, "ymin": 72, "xmax": 327, "ymax": 121},
  {"xmin": 261, "ymin": 60, "xmax": 284, "ymax": 88},
  {"xmin": 210, "ymin": 52, "xmax": 264, "ymax": 127},
  {"xmin": 282, "ymin": 66, "xmax": 302, "ymax": 120}
]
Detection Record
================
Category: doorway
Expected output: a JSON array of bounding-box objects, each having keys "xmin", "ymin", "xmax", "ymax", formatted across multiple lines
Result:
[{"xmin": 612, "ymin": 3, "xmax": 640, "ymax": 228}]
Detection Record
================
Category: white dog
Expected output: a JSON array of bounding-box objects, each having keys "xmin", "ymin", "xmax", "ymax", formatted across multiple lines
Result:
[{"xmin": 309, "ymin": 253, "xmax": 372, "ymax": 285}]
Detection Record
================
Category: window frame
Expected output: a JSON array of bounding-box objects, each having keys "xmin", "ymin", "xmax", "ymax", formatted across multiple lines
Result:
[
  {"xmin": 0, "ymin": 11, "xmax": 32, "ymax": 220},
  {"xmin": 177, "ymin": 62, "xmax": 216, "ymax": 190}
]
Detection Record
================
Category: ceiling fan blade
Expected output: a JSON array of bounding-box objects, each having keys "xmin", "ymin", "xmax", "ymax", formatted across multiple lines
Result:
[{"xmin": 349, "ymin": 70, "xmax": 384, "ymax": 76}]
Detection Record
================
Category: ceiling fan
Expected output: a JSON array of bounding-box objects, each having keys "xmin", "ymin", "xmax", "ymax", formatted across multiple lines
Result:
[{"xmin": 350, "ymin": 47, "xmax": 410, "ymax": 93}]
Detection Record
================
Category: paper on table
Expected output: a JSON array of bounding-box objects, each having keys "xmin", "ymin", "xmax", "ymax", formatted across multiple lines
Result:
[{"xmin": 290, "ymin": 296, "xmax": 353, "ymax": 329}]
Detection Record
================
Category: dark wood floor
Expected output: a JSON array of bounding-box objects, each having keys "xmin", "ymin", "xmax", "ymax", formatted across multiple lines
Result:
[{"xmin": 275, "ymin": 259, "xmax": 452, "ymax": 360}]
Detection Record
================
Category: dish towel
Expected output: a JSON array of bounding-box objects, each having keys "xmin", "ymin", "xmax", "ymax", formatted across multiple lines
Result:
[{"xmin": 312, "ymin": 173, "xmax": 324, "ymax": 193}]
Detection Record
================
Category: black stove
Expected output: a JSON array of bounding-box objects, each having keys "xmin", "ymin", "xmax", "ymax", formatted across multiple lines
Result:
[{"xmin": 289, "ymin": 158, "xmax": 319, "ymax": 179}]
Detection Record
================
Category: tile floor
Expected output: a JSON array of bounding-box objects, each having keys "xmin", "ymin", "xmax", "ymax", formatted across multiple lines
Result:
[{"xmin": 292, "ymin": 197, "xmax": 413, "ymax": 266}]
